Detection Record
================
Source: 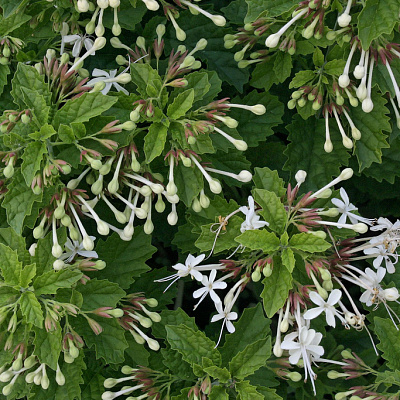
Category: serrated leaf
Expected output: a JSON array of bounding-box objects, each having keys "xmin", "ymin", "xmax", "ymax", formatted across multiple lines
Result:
[
  {"xmin": 174, "ymin": 71, "xmax": 210, "ymax": 103},
  {"xmin": 289, "ymin": 233, "xmax": 331, "ymax": 252},
  {"xmin": 75, "ymin": 279, "xmax": 125, "ymax": 311},
  {"xmin": 281, "ymin": 248, "xmax": 295, "ymax": 272},
  {"xmin": 313, "ymin": 48, "xmax": 324, "ymax": 67},
  {"xmin": 153, "ymin": 308, "xmax": 199, "ymax": 340},
  {"xmin": 273, "ymin": 52, "xmax": 293, "ymax": 83},
  {"xmin": 358, "ymin": 0, "xmax": 400, "ymax": 49},
  {"xmin": 19, "ymin": 263, "xmax": 36, "ymax": 288},
  {"xmin": 230, "ymin": 90, "xmax": 284, "ymax": 147},
  {"xmin": 2, "ymin": 170, "xmax": 42, "ymax": 235},
  {"xmin": 167, "ymin": 89, "xmax": 194, "ymax": 119},
  {"xmin": 0, "ymin": 64, "xmax": 10, "ymax": 97},
  {"xmin": 166, "ymin": 324, "xmax": 221, "ymax": 367},
  {"xmin": 220, "ymin": 304, "xmax": 271, "ymax": 364},
  {"xmin": 209, "ymin": 386, "xmax": 228, "ymax": 400},
  {"xmin": 323, "ymin": 59, "xmax": 346, "ymax": 76},
  {"xmin": 250, "ymin": 59, "xmax": 277, "ymax": 92},
  {"xmin": 374, "ymin": 317, "xmax": 400, "ymax": 370},
  {"xmin": 253, "ymin": 167, "xmax": 286, "ymax": 196},
  {"xmin": 11, "ymin": 63, "xmax": 50, "ymax": 109},
  {"xmin": 229, "ymin": 337, "xmax": 271, "ymax": 379},
  {"xmin": 160, "ymin": 345, "xmax": 195, "ymax": 380},
  {"xmin": 236, "ymin": 381, "xmax": 264, "ymax": 400},
  {"xmin": 261, "ymin": 257, "xmax": 292, "ymax": 317},
  {"xmin": 33, "ymin": 324, "xmax": 63, "ymax": 370},
  {"xmin": 75, "ymin": 316, "xmax": 128, "ymax": 364},
  {"xmin": 29, "ymin": 123, "xmax": 56, "ymax": 141},
  {"xmin": 19, "ymin": 291, "xmax": 43, "ymax": 328},
  {"xmin": 33, "ymin": 269, "xmax": 83, "ymax": 296},
  {"xmin": 245, "ymin": 0, "xmax": 297, "ymax": 21},
  {"xmin": 32, "ymin": 232, "xmax": 57, "ymax": 276},
  {"xmin": 130, "ymin": 63, "xmax": 161, "ymax": 96},
  {"xmin": 0, "ymin": 228, "xmax": 28, "ymax": 264},
  {"xmin": 0, "ymin": 243, "xmax": 22, "ymax": 286},
  {"xmin": 284, "ymin": 114, "xmax": 351, "ymax": 192},
  {"xmin": 0, "ymin": 11, "xmax": 31, "ymax": 36},
  {"xmin": 144, "ymin": 122, "xmax": 168, "ymax": 163},
  {"xmin": 20, "ymin": 87, "xmax": 49, "ymax": 127},
  {"xmin": 235, "ymin": 230, "xmax": 280, "ymax": 252},
  {"xmin": 252, "ymin": 189, "xmax": 287, "ymax": 234},
  {"xmin": 0, "ymin": 286, "xmax": 19, "ymax": 304},
  {"xmin": 348, "ymin": 93, "xmax": 390, "ymax": 171},
  {"xmin": 289, "ymin": 70, "xmax": 316, "ymax": 89},
  {"xmin": 58, "ymin": 124, "xmax": 75, "ymax": 143},
  {"xmin": 52, "ymin": 92, "xmax": 118, "ymax": 129},
  {"xmin": 95, "ymin": 228, "xmax": 155, "ymax": 289},
  {"xmin": 174, "ymin": 164, "xmax": 203, "ymax": 206},
  {"xmin": 21, "ymin": 141, "xmax": 47, "ymax": 186},
  {"xmin": 203, "ymin": 366, "xmax": 231, "ymax": 383}
]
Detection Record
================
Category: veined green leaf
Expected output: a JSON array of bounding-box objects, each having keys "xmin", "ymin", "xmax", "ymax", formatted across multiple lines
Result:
[
  {"xmin": 19, "ymin": 263, "xmax": 36, "ymax": 288},
  {"xmin": 33, "ymin": 269, "xmax": 83, "ymax": 296},
  {"xmin": 21, "ymin": 141, "xmax": 47, "ymax": 186},
  {"xmin": 0, "ymin": 243, "xmax": 22, "ymax": 286},
  {"xmin": 235, "ymin": 381, "xmax": 264, "ymax": 400},
  {"xmin": 253, "ymin": 167, "xmax": 286, "ymax": 196},
  {"xmin": 174, "ymin": 163, "xmax": 203, "ymax": 206},
  {"xmin": 33, "ymin": 324, "xmax": 62, "ymax": 370},
  {"xmin": 289, "ymin": 70, "xmax": 316, "ymax": 89},
  {"xmin": 20, "ymin": 87, "xmax": 49, "ymax": 127},
  {"xmin": 235, "ymin": 230, "xmax": 280, "ymax": 253},
  {"xmin": 0, "ymin": 228, "xmax": 30, "ymax": 265},
  {"xmin": 0, "ymin": 64, "xmax": 10, "ymax": 97},
  {"xmin": 144, "ymin": 122, "xmax": 168, "ymax": 163},
  {"xmin": 19, "ymin": 291, "xmax": 44, "ymax": 328},
  {"xmin": 374, "ymin": 317, "xmax": 400, "ymax": 370},
  {"xmin": 0, "ymin": 10, "xmax": 31, "ymax": 36},
  {"xmin": 209, "ymin": 386, "xmax": 228, "ymax": 400},
  {"xmin": 289, "ymin": 233, "xmax": 331, "ymax": 253},
  {"xmin": 273, "ymin": 52, "xmax": 293, "ymax": 83},
  {"xmin": 229, "ymin": 337, "xmax": 271, "ymax": 379},
  {"xmin": 167, "ymin": 89, "xmax": 194, "ymax": 119},
  {"xmin": 203, "ymin": 366, "xmax": 231, "ymax": 383},
  {"xmin": 281, "ymin": 248, "xmax": 295, "ymax": 272}
]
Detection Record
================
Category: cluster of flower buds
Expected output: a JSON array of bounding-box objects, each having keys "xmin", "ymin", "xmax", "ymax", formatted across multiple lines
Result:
[
  {"xmin": 0, "ymin": 352, "xmax": 65, "ymax": 395},
  {"xmin": 0, "ymin": 108, "xmax": 31, "ymax": 134},
  {"xmin": 0, "ymin": 35, "xmax": 24, "ymax": 64},
  {"xmin": 102, "ymin": 365, "xmax": 172, "ymax": 400},
  {"xmin": 119, "ymin": 293, "xmax": 161, "ymax": 351},
  {"xmin": 188, "ymin": 376, "xmax": 212, "ymax": 400}
]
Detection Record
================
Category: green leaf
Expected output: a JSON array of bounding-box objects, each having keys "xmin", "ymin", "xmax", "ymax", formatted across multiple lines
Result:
[
  {"xmin": 0, "ymin": 64, "xmax": 10, "ymax": 97},
  {"xmin": 236, "ymin": 381, "xmax": 264, "ymax": 400},
  {"xmin": 235, "ymin": 230, "xmax": 280, "ymax": 253},
  {"xmin": 21, "ymin": 141, "xmax": 47, "ymax": 186},
  {"xmin": 273, "ymin": 52, "xmax": 293, "ymax": 83},
  {"xmin": 245, "ymin": 0, "xmax": 297, "ymax": 21},
  {"xmin": 323, "ymin": 59, "xmax": 346, "ymax": 76},
  {"xmin": 252, "ymin": 189, "xmax": 287, "ymax": 234},
  {"xmin": 252, "ymin": 386, "xmax": 283, "ymax": 400},
  {"xmin": 19, "ymin": 263, "xmax": 36, "ymax": 288},
  {"xmin": 160, "ymin": 345, "xmax": 195, "ymax": 380},
  {"xmin": 348, "ymin": 93, "xmax": 390, "ymax": 171},
  {"xmin": 289, "ymin": 70, "xmax": 316, "ymax": 89},
  {"xmin": 358, "ymin": 0, "xmax": 400, "ymax": 49},
  {"xmin": 33, "ymin": 269, "xmax": 83, "ymax": 296},
  {"xmin": 29, "ymin": 123, "xmax": 56, "ymax": 141},
  {"xmin": 153, "ymin": 308, "xmax": 199, "ymax": 339},
  {"xmin": 33, "ymin": 324, "xmax": 63, "ymax": 370},
  {"xmin": 2, "ymin": 170, "xmax": 42, "ymax": 235},
  {"xmin": 261, "ymin": 257, "xmax": 292, "ymax": 317},
  {"xmin": 76, "ymin": 279, "xmax": 125, "ymax": 311},
  {"xmin": 75, "ymin": 316, "xmax": 128, "ymax": 364},
  {"xmin": 220, "ymin": 304, "xmax": 271, "ymax": 364},
  {"xmin": 130, "ymin": 63, "xmax": 161, "ymax": 96},
  {"xmin": 174, "ymin": 164, "xmax": 203, "ymax": 206},
  {"xmin": 0, "ymin": 10, "xmax": 31, "ymax": 36},
  {"xmin": 167, "ymin": 89, "xmax": 195, "ymax": 119},
  {"xmin": 209, "ymin": 386, "xmax": 228, "ymax": 400},
  {"xmin": 281, "ymin": 248, "xmax": 295, "ymax": 272},
  {"xmin": 203, "ymin": 366, "xmax": 231, "ymax": 383},
  {"xmin": 0, "ymin": 286, "xmax": 19, "ymax": 304},
  {"xmin": 144, "ymin": 122, "xmax": 168, "ymax": 163},
  {"xmin": 52, "ymin": 92, "xmax": 118, "ymax": 128},
  {"xmin": 284, "ymin": 114, "xmax": 351, "ymax": 192},
  {"xmin": 313, "ymin": 48, "xmax": 324, "ymax": 67},
  {"xmin": 230, "ymin": 90, "xmax": 284, "ymax": 147},
  {"xmin": 20, "ymin": 87, "xmax": 49, "ymax": 127},
  {"xmin": 166, "ymin": 324, "xmax": 221, "ymax": 367},
  {"xmin": 289, "ymin": 233, "xmax": 331, "ymax": 253},
  {"xmin": 11, "ymin": 63, "xmax": 50, "ymax": 109},
  {"xmin": 19, "ymin": 291, "xmax": 44, "ymax": 328},
  {"xmin": 32, "ymin": 232, "xmax": 58, "ymax": 276},
  {"xmin": 253, "ymin": 167, "xmax": 286, "ymax": 196},
  {"xmin": 0, "ymin": 243, "xmax": 22, "ymax": 286},
  {"xmin": 95, "ymin": 228, "xmax": 155, "ymax": 289},
  {"xmin": 374, "ymin": 317, "xmax": 400, "ymax": 370},
  {"xmin": 250, "ymin": 59, "xmax": 277, "ymax": 92},
  {"xmin": 176, "ymin": 71, "xmax": 211, "ymax": 103},
  {"xmin": 229, "ymin": 337, "xmax": 271, "ymax": 379}
]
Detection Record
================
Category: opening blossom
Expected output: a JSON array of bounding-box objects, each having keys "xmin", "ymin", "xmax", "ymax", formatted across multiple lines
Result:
[
  {"xmin": 60, "ymin": 236, "xmax": 98, "ymax": 263},
  {"xmin": 62, "ymin": 34, "xmax": 95, "ymax": 58},
  {"xmin": 239, "ymin": 195, "xmax": 269, "ymax": 233},
  {"xmin": 86, "ymin": 68, "xmax": 131, "ymax": 95},
  {"xmin": 303, "ymin": 289, "xmax": 343, "ymax": 328},
  {"xmin": 211, "ymin": 299, "xmax": 238, "ymax": 347}
]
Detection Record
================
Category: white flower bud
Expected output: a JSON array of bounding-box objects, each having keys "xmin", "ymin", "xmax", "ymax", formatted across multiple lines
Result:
[
  {"xmin": 97, "ymin": 220, "xmax": 110, "ymax": 235},
  {"xmin": 53, "ymin": 260, "xmax": 65, "ymax": 271},
  {"xmin": 209, "ymin": 180, "xmax": 222, "ymax": 194},
  {"xmin": 384, "ymin": 288, "xmax": 399, "ymax": 301},
  {"xmin": 351, "ymin": 127, "xmax": 361, "ymax": 140},
  {"xmin": 199, "ymin": 192, "xmax": 210, "ymax": 208},
  {"xmin": 339, "ymin": 168, "xmax": 353, "ymax": 180},
  {"xmin": 353, "ymin": 65, "xmax": 365, "ymax": 79},
  {"xmin": 147, "ymin": 338, "xmax": 160, "ymax": 351},
  {"xmin": 52, "ymin": 244, "xmax": 63, "ymax": 258},
  {"xmin": 107, "ymin": 179, "xmax": 119, "ymax": 194},
  {"xmin": 233, "ymin": 140, "xmax": 248, "ymax": 151},
  {"xmin": 150, "ymin": 183, "xmax": 164, "ymax": 194},
  {"xmin": 295, "ymin": 170, "xmax": 307, "ymax": 184},
  {"xmin": 250, "ymin": 104, "xmax": 266, "ymax": 115},
  {"xmin": 192, "ymin": 198, "xmax": 202, "ymax": 213},
  {"xmin": 167, "ymin": 211, "xmax": 178, "ymax": 225},
  {"xmin": 83, "ymin": 235, "xmax": 95, "ymax": 251},
  {"xmin": 237, "ymin": 170, "xmax": 252, "ymax": 182},
  {"xmin": 338, "ymin": 74, "xmax": 350, "ymax": 88},
  {"xmin": 342, "ymin": 136, "xmax": 353, "ymax": 149},
  {"xmin": 337, "ymin": 13, "xmax": 351, "ymax": 28},
  {"xmin": 356, "ymin": 83, "xmax": 367, "ymax": 101},
  {"xmin": 324, "ymin": 139, "xmax": 333, "ymax": 153},
  {"xmin": 362, "ymin": 98, "xmax": 374, "ymax": 113},
  {"xmin": 144, "ymin": 219, "xmax": 154, "ymax": 234},
  {"xmin": 29, "ymin": 243, "xmax": 38, "ymax": 256},
  {"xmin": 211, "ymin": 15, "xmax": 226, "ymax": 26},
  {"xmin": 273, "ymin": 340, "xmax": 283, "ymax": 357},
  {"xmin": 265, "ymin": 33, "xmax": 281, "ymax": 48}
]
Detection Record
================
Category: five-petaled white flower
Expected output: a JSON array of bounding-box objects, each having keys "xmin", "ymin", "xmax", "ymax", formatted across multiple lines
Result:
[
  {"xmin": 281, "ymin": 326, "xmax": 324, "ymax": 395},
  {"xmin": 211, "ymin": 300, "xmax": 238, "ymax": 347},
  {"xmin": 331, "ymin": 187, "xmax": 373, "ymax": 226},
  {"xmin": 364, "ymin": 244, "xmax": 398, "ymax": 274},
  {"xmin": 303, "ymin": 289, "xmax": 343, "ymax": 327},
  {"xmin": 86, "ymin": 68, "xmax": 130, "ymax": 95},
  {"xmin": 62, "ymin": 34, "xmax": 95, "ymax": 58},
  {"xmin": 359, "ymin": 267, "xmax": 385, "ymax": 306},
  {"xmin": 239, "ymin": 195, "xmax": 269, "ymax": 233},
  {"xmin": 193, "ymin": 269, "xmax": 227, "ymax": 310},
  {"xmin": 60, "ymin": 236, "xmax": 98, "ymax": 263}
]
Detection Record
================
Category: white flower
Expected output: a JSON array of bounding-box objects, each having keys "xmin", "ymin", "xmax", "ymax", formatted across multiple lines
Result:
[
  {"xmin": 364, "ymin": 244, "xmax": 398, "ymax": 274},
  {"xmin": 359, "ymin": 267, "xmax": 385, "ymax": 306},
  {"xmin": 303, "ymin": 289, "xmax": 343, "ymax": 327},
  {"xmin": 193, "ymin": 269, "xmax": 227, "ymax": 310},
  {"xmin": 62, "ymin": 34, "xmax": 95, "ymax": 58},
  {"xmin": 60, "ymin": 237, "xmax": 98, "ymax": 263},
  {"xmin": 331, "ymin": 187, "xmax": 373, "ymax": 226},
  {"xmin": 211, "ymin": 300, "xmax": 238, "ymax": 347},
  {"xmin": 281, "ymin": 326, "xmax": 324, "ymax": 394},
  {"xmin": 239, "ymin": 195, "xmax": 269, "ymax": 233},
  {"xmin": 371, "ymin": 217, "xmax": 400, "ymax": 232},
  {"xmin": 86, "ymin": 68, "xmax": 130, "ymax": 95}
]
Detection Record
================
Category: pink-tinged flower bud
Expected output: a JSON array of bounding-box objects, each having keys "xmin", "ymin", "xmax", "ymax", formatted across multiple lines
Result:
[{"xmin": 87, "ymin": 316, "xmax": 103, "ymax": 335}]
